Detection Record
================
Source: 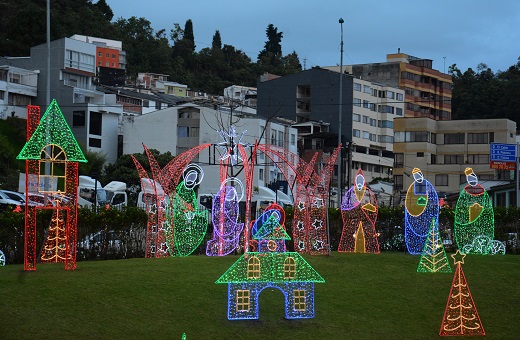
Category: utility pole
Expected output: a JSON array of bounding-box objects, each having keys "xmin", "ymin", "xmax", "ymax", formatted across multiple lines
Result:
[{"xmin": 337, "ymin": 18, "xmax": 344, "ymax": 207}]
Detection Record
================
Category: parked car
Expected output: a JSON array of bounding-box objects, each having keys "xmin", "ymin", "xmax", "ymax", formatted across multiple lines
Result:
[
  {"xmin": 77, "ymin": 230, "xmax": 125, "ymax": 259},
  {"xmin": 0, "ymin": 190, "xmax": 23, "ymax": 212},
  {"xmin": 0, "ymin": 190, "xmax": 42, "ymax": 207},
  {"xmin": 26, "ymin": 193, "xmax": 70, "ymax": 207}
]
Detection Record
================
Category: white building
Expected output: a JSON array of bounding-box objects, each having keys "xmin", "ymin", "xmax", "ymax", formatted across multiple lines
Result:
[
  {"xmin": 0, "ymin": 65, "xmax": 38, "ymax": 119},
  {"xmin": 122, "ymin": 102, "xmax": 298, "ymax": 203}
]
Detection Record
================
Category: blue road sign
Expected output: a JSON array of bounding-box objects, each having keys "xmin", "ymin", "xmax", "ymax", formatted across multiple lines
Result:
[{"xmin": 490, "ymin": 143, "xmax": 517, "ymax": 162}]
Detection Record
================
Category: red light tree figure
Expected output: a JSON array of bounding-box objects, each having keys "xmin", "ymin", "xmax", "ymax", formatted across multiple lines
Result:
[
  {"xmin": 17, "ymin": 100, "xmax": 86, "ymax": 271},
  {"xmin": 338, "ymin": 169, "xmax": 379, "ymax": 253},
  {"xmin": 439, "ymin": 250, "xmax": 485, "ymax": 336}
]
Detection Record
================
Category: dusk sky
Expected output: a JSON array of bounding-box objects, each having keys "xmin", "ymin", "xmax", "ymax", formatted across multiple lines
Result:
[{"xmin": 107, "ymin": 0, "xmax": 520, "ymax": 73}]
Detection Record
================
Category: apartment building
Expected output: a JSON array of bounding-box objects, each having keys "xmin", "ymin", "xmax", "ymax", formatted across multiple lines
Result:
[
  {"xmin": 327, "ymin": 50, "xmax": 452, "ymax": 120},
  {"xmin": 393, "ymin": 117, "xmax": 517, "ymax": 205},
  {"xmin": 3, "ymin": 37, "xmax": 123, "ymax": 164},
  {"xmin": 0, "ymin": 65, "xmax": 38, "ymax": 119},
  {"xmin": 257, "ymin": 68, "xmax": 404, "ymax": 187}
]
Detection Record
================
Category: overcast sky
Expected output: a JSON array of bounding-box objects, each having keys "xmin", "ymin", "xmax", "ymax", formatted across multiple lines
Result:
[{"xmin": 107, "ymin": 0, "xmax": 520, "ymax": 73}]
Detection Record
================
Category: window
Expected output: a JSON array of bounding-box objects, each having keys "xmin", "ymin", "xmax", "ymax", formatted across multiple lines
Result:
[
  {"xmin": 396, "ymin": 107, "xmax": 403, "ymax": 116},
  {"xmin": 271, "ymin": 130, "xmax": 277, "ymax": 145},
  {"xmin": 353, "ymin": 113, "xmax": 361, "ymax": 122},
  {"xmin": 259, "ymin": 168, "xmax": 264, "ymax": 181},
  {"xmin": 362, "ymin": 115, "xmax": 369, "ymax": 124},
  {"xmin": 284, "ymin": 257, "xmax": 296, "ymax": 279},
  {"xmin": 378, "ymin": 120, "xmax": 393, "ymax": 129},
  {"xmin": 444, "ymin": 133, "xmax": 465, "ymax": 144},
  {"xmin": 89, "ymin": 138, "xmax": 101, "ymax": 148},
  {"xmin": 467, "ymin": 133, "xmax": 489, "ymax": 144},
  {"xmin": 394, "ymin": 175, "xmax": 403, "ymax": 191},
  {"xmin": 72, "ymin": 111, "xmax": 85, "ymax": 127},
  {"xmin": 105, "ymin": 62, "xmax": 110, "ymax": 67},
  {"xmin": 435, "ymin": 174, "xmax": 448, "ymax": 186},
  {"xmin": 39, "ymin": 145, "xmax": 67, "ymax": 193},
  {"xmin": 143, "ymin": 100, "xmax": 149, "ymax": 108},
  {"xmin": 89, "ymin": 111, "xmax": 102, "ymax": 135},
  {"xmin": 363, "ymin": 100, "xmax": 369, "ymax": 108},
  {"xmin": 378, "ymin": 135, "xmax": 393, "ymax": 143},
  {"xmin": 98, "ymin": 52, "xmax": 102, "ymax": 57},
  {"xmin": 290, "ymin": 134, "xmax": 296, "ymax": 145},
  {"xmin": 467, "ymin": 154, "xmax": 489, "ymax": 164},
  {"xmin": 106, "ymin": 53, "xmax": 110, "ymax": 57},
  {"xmin": 278, "ymin": 131, "xmax": 284, "ymax": 147},
  {"xmin": 387, "ymin": 91, "xmax": 395, "ymax": 99},
  {"xmin": 396, "ymin": 93, "xmax": 404, "ymax": 101},
  {"xmin": 0, "ymin": 90, "xmax": 4, "ymax": 100},
  {"xmin": 112, "ymin": 54, "xmax": 116, "ymax": 58},
  {"xmin": 370, "ymin": 118, "xmax": 377, "ymax": 127},
  {"xmin": 363, "ymin": 85, "xmax": 371, "ymax": 94},
  {"xmin": 178, "ymin": 126, "xmax": 189, "ymax": 137},
  {"xmin": 354, "ymin": 83, "xmax": 362, "ymax": 91},
  {"xmin": 444, "ymin": 154, "xmax": 464, "ymax": 164},
  {"xmin": 190, "ymin": 127, "xmax": 200, "ymax": 138},
  {"xmin": 353, "ymin": 129, "xmax": 360, "ymax": 138},
  {"xmin": 363, "ymin": 131, "xmax": 370, "ymax": 139},
  {"xmin": 353, "ymin": 98, "xmax": 361, "ymax": 107},
  {"xmin": 236, "ymin": 290, "xmax": 250, "ymax": 312},
  {"xmin": 431, "ymin": 154, "xmax": 437, "ymax": 164},
  {"xmin": 247, "ymin": 256, "xmax": 260, "ymax": 279},
  {"xmin": 417, "ymin": 152, "xmax": 424, "ymax": 157},
  {"xmin": 394, "ymin": 153, "xmax": 404, "ymax": 167},
  {"xmin": 293, "ymin": 290, "xmax": 306, "ymax": 311}
]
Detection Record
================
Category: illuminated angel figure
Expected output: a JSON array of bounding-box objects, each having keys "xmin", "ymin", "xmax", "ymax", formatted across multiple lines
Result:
[
  {"xmin": 165, "ymin": 164, "xmax": 208, "ymax": 257},
  {"xmin": 216, "ymin": 125, "xmax": 250, "ymax": 166},
  {"xmin": 454, "ymin": 168, "xmax": 494, "ymax": 253},
  {"xmin": 339, "ymin": 169, "xmax": 379, "ymax": 253},
  {"xmin": 206, "ymin": 178, "xmax": 245, "ymax": 256},
  {"xmin": 404, "ymin": 168, "xmax": 439, "ymax": 255}
]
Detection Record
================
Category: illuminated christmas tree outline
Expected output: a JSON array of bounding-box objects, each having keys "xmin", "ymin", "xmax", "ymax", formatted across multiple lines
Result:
[
  {"xmin": 439, "ymin": 250, "xmax": 485, "ymax": 336},
  {"xmin": 417, "ymin": 219, "xmax": 451, "ymax": 273},
  {"xmin": 40, "ymin": 202, "xmax": 69, "ymax": 263}
]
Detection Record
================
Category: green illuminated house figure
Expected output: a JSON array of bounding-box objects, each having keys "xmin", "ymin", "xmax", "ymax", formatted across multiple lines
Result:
[{"xmin": 216, "ymin": 216, "xmax": 325, "ymax": 320}]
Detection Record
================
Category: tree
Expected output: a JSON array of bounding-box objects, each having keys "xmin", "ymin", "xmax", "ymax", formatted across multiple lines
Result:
[
  {"xmin": 212, "ymin": 30, "xmax": 222, "ymax": 50},
  {"xmin": 258, "ymin": 24, "xmax": 283, "ymax": 60},
  {"xmin": 94, "ymin": 0, "xmax": 113, "ymax": 21}
]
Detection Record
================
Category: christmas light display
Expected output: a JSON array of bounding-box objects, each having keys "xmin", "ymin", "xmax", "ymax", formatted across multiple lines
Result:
[
  {"xmin": 417, "ymin": 219, "xmax": 451, "ymax": 273},
  {"xmin": 404, "ymin": 168, "xmax": 439, "ymax": 255},
  {"xmin": 165, "ymin": 164, "xmax": 208, "ymax": 256},
  {"xmin": 339, "ymin": 169, "xmax": 379, "ymax": 253},
  {"xmin": 132, "ymin": 143, "xmax": 211, "ymax": 258},
  {"xmin": 216, "ymin": 215, "xmax": 325, "ymax": 320},
  {"xmin": 17, "ymin": 101, "xmax": 84, "ymax": 270},
  {"xmin": 0, "ymin": 250, "xmax": 5, "ymax": 266},
  {"xmin": 206, "ymin": 178, "xmax": 245, "ymax": 256},
  {"xmin": 439, "ymin": 250, "xmax": 485, "ymax": 336},
  {"xmin": 249, "ymin": 203, "xmax": 286, "ymax": 252},
  {"xmin": 40, "ymin": 202, "xmax": 71, "ymax": 263},
  {"xmin": 257, "ymin": 145, "xmax": 340, "ymax": 255},
  {"xmin": 462, "ymin": 235, "xmax": 506, "ymax": 255},
  {"xmin": 454, "ymin": 168, "xmax": 494, "ymax": 252}
]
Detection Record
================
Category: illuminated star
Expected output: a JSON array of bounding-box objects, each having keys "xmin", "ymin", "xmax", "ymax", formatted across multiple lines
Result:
[
  {"xmin": 296, "ymin": 220, "xmax": 305, "ymax": 231},
  {"xmin": 313, "ymin": 197, "xmax": 324, "ymax": 208},
  {"xmin": 451, "ymin": 249, "xmax": 466, "ymax": 265},
  {"xmin": 313, "ymin": 239, "xmax": 325, "ymax": 250},
  {"xmin": 312, "ymin": 219, "xmax": 323, "ymax": 229},
  {"xmin": 216, "ymin": 125, "xmax": 250, "ymax": 166},
  {"xmin": 298, "ymin": 240, "xmax": 306, "ymax": 251},
  {"xmin": 297, "ymin": 201, "xmax": 306, "ymax": 211}
]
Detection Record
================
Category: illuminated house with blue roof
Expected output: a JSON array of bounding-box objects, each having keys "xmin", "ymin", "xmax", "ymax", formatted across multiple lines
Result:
[{"xmin": 216, "ymin": 215, "xmax": 325, "ymax": 320}]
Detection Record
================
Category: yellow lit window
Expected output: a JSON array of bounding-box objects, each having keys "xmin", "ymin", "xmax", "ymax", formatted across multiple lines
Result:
[
  {"xmin": 284, "ymin": 257, "xmax": 296, "ymax": 279},
  {"xmin": 247, "ymin": 256, "xmax": 260, "ymax": 279},
  {"xmin": 293, "ymin": 289, "xmax": 306, "ymax": 311},
  {"xmin": 236, "ymin": 290, "xmax": 250, "ymax": 312}
]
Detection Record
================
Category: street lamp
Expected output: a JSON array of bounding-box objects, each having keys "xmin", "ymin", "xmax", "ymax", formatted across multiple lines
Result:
[{"xmin": 337, "ymin": 18, "xmax": 344, "ymax": 207}]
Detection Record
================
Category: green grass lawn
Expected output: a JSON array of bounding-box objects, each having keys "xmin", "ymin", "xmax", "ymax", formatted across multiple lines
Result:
[{"xmin": 1, "ymin": 252, "xmax": 519, "ymax": 339}]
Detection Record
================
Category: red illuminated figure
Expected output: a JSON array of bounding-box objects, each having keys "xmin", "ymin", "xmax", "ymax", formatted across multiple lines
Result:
[{"xmin": 338, "ymin": 169, "xmax": 379, "ymax": 253}]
